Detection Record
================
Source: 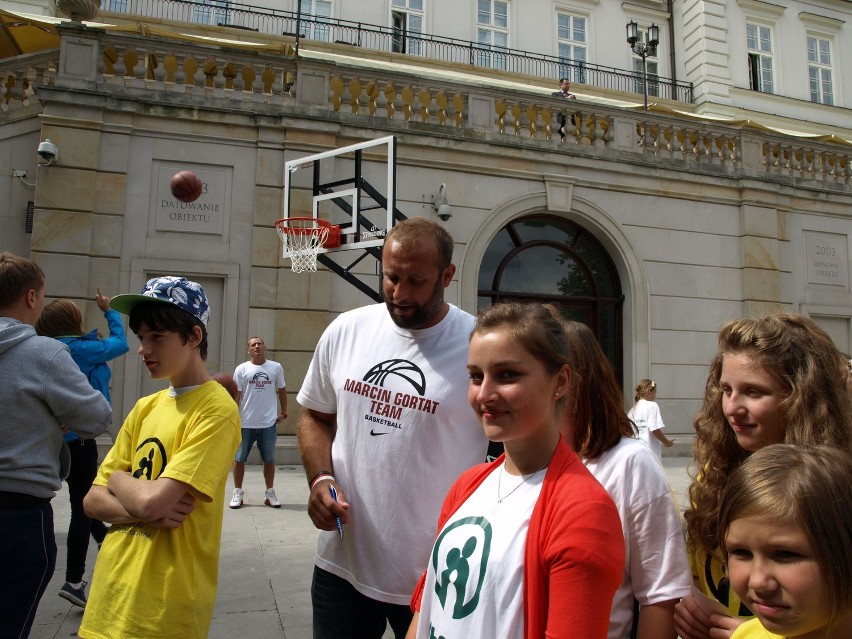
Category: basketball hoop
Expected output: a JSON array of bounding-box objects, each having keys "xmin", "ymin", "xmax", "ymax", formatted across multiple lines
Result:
[{"xmin": 275, "ymin": 217, "xmax": 340, "ymax": 273}]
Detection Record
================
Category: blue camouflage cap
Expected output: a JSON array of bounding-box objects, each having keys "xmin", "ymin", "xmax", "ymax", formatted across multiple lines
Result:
[{"xmin": 109, "ymin": 276, "xmax": 209, "ymax": 328}]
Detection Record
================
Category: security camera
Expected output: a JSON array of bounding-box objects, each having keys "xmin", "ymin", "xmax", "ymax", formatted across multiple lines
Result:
[
  {"xmin": 37, "ymin": 139, "xmax": 58, "ymax": 164},
  {"xmin": 432, "ymin": 183, "xmax": 452, "ymax": 221}
]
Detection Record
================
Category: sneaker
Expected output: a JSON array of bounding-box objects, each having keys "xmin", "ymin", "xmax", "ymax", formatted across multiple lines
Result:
[
  {"xmin": 58, "ymin": 581, "xmax": 87, "ymax": 608},
  {"xmin": 229, "ymin": 487, "xmax": 244, "ymax": 509},
  {"xmin": 264, "ymin": 488, "xmax": 281, "ymax": 508}
]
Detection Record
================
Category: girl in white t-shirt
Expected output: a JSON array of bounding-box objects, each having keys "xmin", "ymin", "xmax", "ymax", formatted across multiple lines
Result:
[
  {"xmin": 407, "ymin": 303, "xmax": 624, "ymax": 639},
  {"xmin": 719, "ymin": 444, "xmax": 852, "ymax": 639},
  {"xmin": 561, "ymin": 321, "xmax": 692, "ymax": 639},
  {"xmin": 628, "ymin": 379, "xmax": 674, "ymax": 459}
]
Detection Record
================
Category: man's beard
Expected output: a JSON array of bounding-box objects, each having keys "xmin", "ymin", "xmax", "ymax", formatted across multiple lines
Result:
[{"xmin": 385, "ymin": 281, "xmax": 444, "ymax": 329}]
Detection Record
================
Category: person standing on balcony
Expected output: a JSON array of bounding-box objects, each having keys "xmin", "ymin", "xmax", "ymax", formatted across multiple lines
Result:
[{"xmin": 551, "ymin": 77, "xmax": 577, "ymax": 140}]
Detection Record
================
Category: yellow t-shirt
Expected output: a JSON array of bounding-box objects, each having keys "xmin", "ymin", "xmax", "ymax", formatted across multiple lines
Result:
[
  {"xmin": 79, "ymin": 381, "xmax": 241, "ymax": 639},
  {"xmin": 731, "ymin": 618, "xmax": 784, "ymax": 638},
  {"xmin": 689, "ymin": 545, "xmax": 754, "ymax": 618}
]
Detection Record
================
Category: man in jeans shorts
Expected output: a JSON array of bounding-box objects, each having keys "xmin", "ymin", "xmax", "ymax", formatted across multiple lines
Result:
[{"xmin": 230, "ymin": 336, "xmax": 287, "ymax": 508}]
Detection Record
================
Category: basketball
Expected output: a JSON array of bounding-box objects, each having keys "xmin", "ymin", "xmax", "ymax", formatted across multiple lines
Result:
[
  {"xmin": 170, "ymin": 170, "xmax": 204, "ymax": 203},
  {"xmin": 212, "ymin": 372, "xmax": 239, "ymax": 402}
]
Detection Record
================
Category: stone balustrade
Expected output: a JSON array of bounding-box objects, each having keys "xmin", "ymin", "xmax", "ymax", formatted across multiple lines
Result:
[
  {"xmin": 2, "ymin": 26, "xmax": 848, "ymax": 188},
  {"xmin": 95, "ymin": 34, "xmax": 296, "ymax": 106},
  {"xmin": 0, "ymin": 52, "xmax": 58, "ymax": 112},
  {"xmin": 328, "ymin": 74, "xmax": 467, "ymax": 128},
  {"xmin": 762, "ymin": 141, "xmax": 850, "ymax": 184}
]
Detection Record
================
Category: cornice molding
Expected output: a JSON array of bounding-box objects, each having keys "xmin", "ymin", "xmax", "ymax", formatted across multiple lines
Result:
[
  {"xmin": 736, "ymin": 0, "xmax": 786, "ymax": 20},
  {"xmin": 621, "ymin": 2, "xmax": 670, "ymax": 22},
  {"xmin": 799, "ymin": 11, "xmax": 845, "ymax": 33}
]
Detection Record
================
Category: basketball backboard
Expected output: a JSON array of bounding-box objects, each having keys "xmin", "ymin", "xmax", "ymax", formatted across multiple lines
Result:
[{"xmin": 283, "ymin": 135, "xmax": 400, "ymax": 253}]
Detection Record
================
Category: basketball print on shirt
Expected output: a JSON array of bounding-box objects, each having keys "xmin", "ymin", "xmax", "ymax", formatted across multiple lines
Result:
[
  {"xmin": 343, "ymin": 358, "xmax": 443, "ymax": 435},
  {"xmin": 248, "ymin": 370, "xmax": 273, "ymax": 392}
]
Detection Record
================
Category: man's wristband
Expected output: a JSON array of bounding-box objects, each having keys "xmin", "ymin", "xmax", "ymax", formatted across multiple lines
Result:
[{"xmin": 308, "ymin": 470, "xmax": 334, "ymax": 491}]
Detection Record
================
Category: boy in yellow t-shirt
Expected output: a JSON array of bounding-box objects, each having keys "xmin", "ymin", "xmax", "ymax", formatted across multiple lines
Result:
[{"xmin": 79, "ymin": 277, "xmax": 241, "ymax": 639}]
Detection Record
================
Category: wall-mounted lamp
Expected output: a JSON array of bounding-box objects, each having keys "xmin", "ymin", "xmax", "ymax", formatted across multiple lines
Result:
[
  {"xmin": 432, "ymin": 183, "xmax": 452, "ymax": 221},
  {"xmin": 37, "ymin": 139, "xmax": 59, "ymax": 166}
]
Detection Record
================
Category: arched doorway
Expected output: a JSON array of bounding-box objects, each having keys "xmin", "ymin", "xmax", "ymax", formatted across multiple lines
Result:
[{"xmin": 477, "ymin": 214, "xmax": 624, "ymax": 382}]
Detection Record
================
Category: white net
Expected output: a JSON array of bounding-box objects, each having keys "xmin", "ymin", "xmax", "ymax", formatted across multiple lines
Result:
[{"xmin": 275, "ymin": 218, "xmax": 330, "ymax": 273}]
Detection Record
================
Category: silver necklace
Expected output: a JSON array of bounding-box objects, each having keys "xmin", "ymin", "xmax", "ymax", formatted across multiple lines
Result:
[{"xmin": 496, "ymin": 461, "xmax": 549, "ymax": 504}]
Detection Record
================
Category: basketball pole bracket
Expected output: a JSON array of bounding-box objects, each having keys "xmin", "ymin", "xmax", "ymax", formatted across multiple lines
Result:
[{"xmin": 317, "ymin": 248, "xmax": 383, "ymax": 302}]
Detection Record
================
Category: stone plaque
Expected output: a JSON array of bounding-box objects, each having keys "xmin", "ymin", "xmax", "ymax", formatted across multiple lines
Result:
[
  {"xmin": 805, "ymin": 232, "xmax": 848, "ymax": 287},
  {"xmin": 154, "ymin": 167, "xmax": 227, "ymax": 235}
]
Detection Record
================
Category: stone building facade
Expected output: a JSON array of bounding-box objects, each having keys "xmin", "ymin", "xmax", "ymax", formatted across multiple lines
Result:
[{"xmin": 0, "ymin": 2, "xmax": 850, "ymax": 451}]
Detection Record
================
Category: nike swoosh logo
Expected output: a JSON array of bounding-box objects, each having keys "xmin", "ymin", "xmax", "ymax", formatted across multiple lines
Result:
[{"xmin": 370, "ymin": 430, "xmax": 389, "ymax": 436}]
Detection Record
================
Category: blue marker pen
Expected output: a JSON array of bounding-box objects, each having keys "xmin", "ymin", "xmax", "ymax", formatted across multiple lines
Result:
[{"xmin": 329, "ymin": 485, "xmax": 343, "ymax": 539}]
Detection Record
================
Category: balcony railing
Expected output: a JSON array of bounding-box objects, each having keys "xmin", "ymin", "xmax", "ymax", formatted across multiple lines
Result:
[{"xmin": 99, "ymin": 0, "xmax": 694, "ymax": 103}]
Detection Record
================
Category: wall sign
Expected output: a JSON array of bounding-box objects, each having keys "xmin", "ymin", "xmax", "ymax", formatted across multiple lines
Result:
[
  {"xmin": 154, "ymin": 167, "xmax": 227, "ymax": 235},
  {"xmin": 805, "ymin": 232, "xmax": 848, "ymax": 288}
]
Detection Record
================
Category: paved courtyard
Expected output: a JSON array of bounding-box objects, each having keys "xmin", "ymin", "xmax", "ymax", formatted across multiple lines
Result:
[{"xmin": 30, "ymin": 458, "xmax": 693, "ymax": 638}]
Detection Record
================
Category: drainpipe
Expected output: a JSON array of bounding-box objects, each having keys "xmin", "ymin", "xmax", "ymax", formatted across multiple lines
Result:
[
  {"xmin": 668, "ymin": 0, "xmax": 678, "ymax": 99},
  {"xmin": 295, "ymin": 0, "xmax": 302, "ymax": 55}
]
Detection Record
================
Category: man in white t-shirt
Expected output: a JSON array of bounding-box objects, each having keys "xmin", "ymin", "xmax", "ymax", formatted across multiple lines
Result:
[
  {"xmin": 297, "ymin": 218, "xmax": 488, "ymax": 639},
  {"xmin": 229, "ymin": 336, "xmax": 287, "ymax": 509}
]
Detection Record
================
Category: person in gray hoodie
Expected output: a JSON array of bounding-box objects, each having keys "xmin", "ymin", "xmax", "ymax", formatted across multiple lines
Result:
[{"xmin": 0, "ymin": 252, "xmax": 112, "ymax": 639}]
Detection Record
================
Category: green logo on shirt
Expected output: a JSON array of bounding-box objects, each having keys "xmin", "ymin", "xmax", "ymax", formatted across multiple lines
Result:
[{"xmin": 431, "ymin": 516, "xmax": 491, "ymax": 619}]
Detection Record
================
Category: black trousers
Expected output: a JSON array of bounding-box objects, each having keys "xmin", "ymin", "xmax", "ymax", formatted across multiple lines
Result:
[
  {"xmin": 0, "ymin": 500, "xmax": 56, "ymax": 638},
  {"xmin": 65, "ymin": 438, "xmax": 108, "ymax": 583}
]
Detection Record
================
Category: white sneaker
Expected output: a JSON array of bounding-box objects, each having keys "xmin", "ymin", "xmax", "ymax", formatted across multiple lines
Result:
[
  {"xmin": 229, "ymin": 488, "xmax": 244, "ymax": 509},
  {"xmin": 264, "ymin": 488, "xmax": 281, "ymax": 508}
]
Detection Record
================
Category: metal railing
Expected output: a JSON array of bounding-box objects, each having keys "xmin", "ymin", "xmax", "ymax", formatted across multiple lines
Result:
[{"xmin": 99, "ymin": 0, "xmax": 694, "ymax": 103}]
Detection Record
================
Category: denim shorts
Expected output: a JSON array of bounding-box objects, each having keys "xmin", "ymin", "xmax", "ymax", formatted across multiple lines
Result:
[{"xmin": 234, "ymin": 426, "xmax": 277, "ymax": 463}]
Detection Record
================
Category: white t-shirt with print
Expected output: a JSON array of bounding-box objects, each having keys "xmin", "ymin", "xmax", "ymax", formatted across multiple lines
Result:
[
  {"xmin": 234, "ymin": 359, "xmax": 285, "ymax": 428},
  {"xmin": 297, "ymin": 303, "xmax": 488, "ymax": 605},
  {"xmin": 584, "ymin": 437, "xmax": 693, "ymax": 639},
  {"xmin": 627, "ymin": 399, "xmax": 666, "ymax": 459},
  {"xmin": 417, "ymin": 464, "xmax": 545, "ymax": 639}
]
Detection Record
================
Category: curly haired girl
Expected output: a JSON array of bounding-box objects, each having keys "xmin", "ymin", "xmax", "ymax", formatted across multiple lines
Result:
[{"xmin": 675, "ymin": 311, "xmax": 851, "ymax": 639}]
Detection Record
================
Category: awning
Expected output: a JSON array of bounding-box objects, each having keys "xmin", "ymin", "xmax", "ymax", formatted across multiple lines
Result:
[{"xmin": 0, "ymin": 9, "xmax": 294, "ymax": 59}]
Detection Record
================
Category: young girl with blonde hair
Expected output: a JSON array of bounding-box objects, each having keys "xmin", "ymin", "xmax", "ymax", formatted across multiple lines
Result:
[
  {"xmin": 675, "ymin": 312, "xmax": 851, "ymax": 639},
  {"xmin": 628, "ymin": 379, "xmax": 675, "ymax": 458},
  {"xmin": 719, "ymin": 444, "xmax": 852, "ymax": 639}
]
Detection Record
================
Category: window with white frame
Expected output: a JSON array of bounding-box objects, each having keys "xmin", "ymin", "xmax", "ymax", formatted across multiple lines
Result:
[
  {"xmin": 193, "ymin": 0, "xmax": 231, "ymax": 26},
  {"xmin": 746, "ymin": 23, "xmax": 774, "ymax": 92},
  {"xmin": 299, "ymin": 0, "xmax": 332, "ymax": 42},
  {"xmin": 392, "ymin": 0, "xmax": 423, "ymax": 55},
  {"xmin": 477, "ymin": 0, "xmax": 509, "ymax": 70},
  {"xmin": 630, "ymin": 28, "xmax": 659, "ymax": 97},
  {"xmin": 807, "ymin": 35, "xmax": 833, "ymax": 105},
  {"xmin": 557, "ymin": 13, "xmax": 586, "ymax": 84}
]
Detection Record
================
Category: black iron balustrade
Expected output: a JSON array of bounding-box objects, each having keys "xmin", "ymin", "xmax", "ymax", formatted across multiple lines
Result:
[{"xmin": 99, "ymin": 0, "xmax": 693, "ymax": 103}]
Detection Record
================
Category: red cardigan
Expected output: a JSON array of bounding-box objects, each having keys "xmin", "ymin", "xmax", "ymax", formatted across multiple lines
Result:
[{"xmin": 411, "ymin": 439, "xmax": 624, "ymax": 638}]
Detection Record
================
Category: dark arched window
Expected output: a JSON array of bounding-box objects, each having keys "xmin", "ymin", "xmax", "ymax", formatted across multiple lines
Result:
[{"xmin": 477, "ymin": 214, "xmax": 624, "ymax": 381}]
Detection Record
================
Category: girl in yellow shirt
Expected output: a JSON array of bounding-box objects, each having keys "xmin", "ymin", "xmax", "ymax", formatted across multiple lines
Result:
[{"xmin": 719, "ymin": 444, "xmax": 852, "ymax": 639}]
